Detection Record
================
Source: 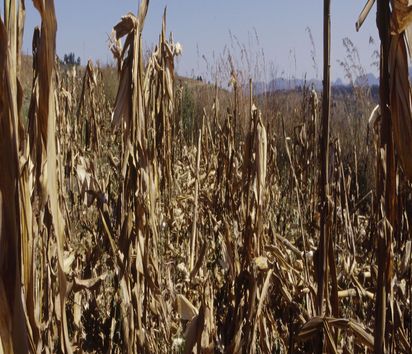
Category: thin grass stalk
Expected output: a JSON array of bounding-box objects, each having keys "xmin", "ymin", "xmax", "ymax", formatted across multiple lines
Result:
[
  {"xmin": 310, "ymin": 90, "xmax": 319, "ymax": 229},
  {"xmin": 281, "ymin": 116, "xmax": 311, "ymax": 300},
  {"xmin": 190, "ymin": 125, "xmax": 202, "ymax": 272},
  {"xmin": 214, "ymin": 80, "xmax": 219, "ymax": 135}
]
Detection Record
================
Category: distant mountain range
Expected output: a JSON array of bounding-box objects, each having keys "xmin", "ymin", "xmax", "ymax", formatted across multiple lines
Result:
[
  {"xmin": 254, "ymin": 67, "xmax": 412, "ymax": 93},
  {"xmin": 253, "ymin": 72, "xmax": 384, "ymax": 94}
]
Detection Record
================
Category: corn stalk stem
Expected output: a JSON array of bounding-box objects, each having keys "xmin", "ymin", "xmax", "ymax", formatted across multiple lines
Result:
[
  {"xmin": 317, "ymin": 0, "xmax": 331, "ymax": 317},
  {"xmin": 375, "ymin": 0, "xmax": 395, "ymax": 353}
]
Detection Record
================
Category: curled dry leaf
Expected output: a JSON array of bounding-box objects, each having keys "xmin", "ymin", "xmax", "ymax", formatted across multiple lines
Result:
[{"xmin": 176, "ymin": 294, "xmax": 198, "ymax": 321}]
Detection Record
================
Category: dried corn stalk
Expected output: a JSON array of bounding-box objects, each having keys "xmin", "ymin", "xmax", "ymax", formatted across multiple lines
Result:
[
  {"xmin": 389, "ymin": 0, "xmax": 412, "ymax": 181},
  {"xmin": 110, "ymin": 1, "xmax": 181, "ymax": 350},
  {"xmin": 0, "ymin": 1, "xmax": 29, "ymax": 352},
  {"xmin": 30, "ymin": 0, "xmax": 72, "ymax": 352},
  {"xmin": 77, "ymin": 59, "xmax": 98, "ymax": 150}
]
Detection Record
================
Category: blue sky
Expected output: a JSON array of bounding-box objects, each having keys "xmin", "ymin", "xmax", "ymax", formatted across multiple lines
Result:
[{"xmin": 22, "ymin": 1, "xmax": 378, "ymax": 82}]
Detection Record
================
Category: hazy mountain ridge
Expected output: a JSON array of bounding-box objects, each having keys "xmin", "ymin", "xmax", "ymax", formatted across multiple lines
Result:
[
  {"xmin": 252, "ymin": 72, "xmax": 381, "ymax": 94},
  {"xmin": 253, "ymin": 68, "xmax": 412, "ymax": 94}
]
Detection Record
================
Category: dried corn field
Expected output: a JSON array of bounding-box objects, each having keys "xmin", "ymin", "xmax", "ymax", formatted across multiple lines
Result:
[{"xmin": 0, "ymin": 0, "xmax": 411, "ymax": 353}]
